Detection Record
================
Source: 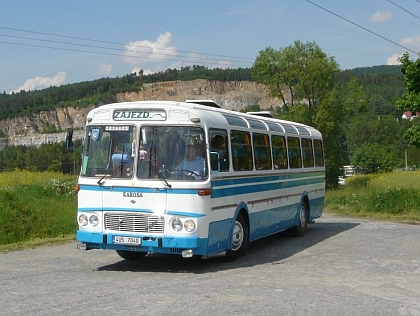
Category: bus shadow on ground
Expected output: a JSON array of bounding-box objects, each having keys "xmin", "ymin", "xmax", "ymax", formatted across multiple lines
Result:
[{"xmin": 96, "ymin": 220, "xmax": 359, "ymax": 274}]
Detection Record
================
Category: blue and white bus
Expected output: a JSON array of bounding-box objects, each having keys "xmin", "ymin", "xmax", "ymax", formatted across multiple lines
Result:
[{"xmin": 74, "ymin": 100, "xmax": 325, "ymax": 261}]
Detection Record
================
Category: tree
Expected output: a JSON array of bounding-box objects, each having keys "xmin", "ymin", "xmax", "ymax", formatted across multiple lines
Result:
[
  {"xmin": 351, "ymin": 143, "xmax": 399, "ymax": 173},
  {"xmin": 252, "ymin": 41, "xmax": 340, "ymax": 109},
  {"xmin": 396, "ymin": 53, "xmax": 420, "ymax": 148},
  {"xmin": 397, "ymin": 53, "xmax": 420, "ymax": 112}
]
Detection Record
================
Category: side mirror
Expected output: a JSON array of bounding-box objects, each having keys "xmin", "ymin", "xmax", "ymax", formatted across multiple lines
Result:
[{"xmin": 65, "ymin": 128, "xmax": 73, "ymax": 149}]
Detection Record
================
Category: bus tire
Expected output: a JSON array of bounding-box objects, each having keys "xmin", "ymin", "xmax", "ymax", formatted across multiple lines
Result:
[
  {"xmin": 225, "ymin": 213, "xmax": 248, "ymax": 261},
  {"xmin": 289, "ymin": 200, "xmax": 308, "ymax": 237},
  {"xmin": 116, "ymin": 250, "xmax": 147, "ymax": 260}
]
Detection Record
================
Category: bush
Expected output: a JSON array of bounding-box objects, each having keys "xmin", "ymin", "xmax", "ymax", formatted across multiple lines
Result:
[
  {"xmin": 0, "ymin": 170, "xmax": 77, "ymax": 245},
  {"xmin": 325, "ymin": 171, "xmax": 420, "ymax": 223}
]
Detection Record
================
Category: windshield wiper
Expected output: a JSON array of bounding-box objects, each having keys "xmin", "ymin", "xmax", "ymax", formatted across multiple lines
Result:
[
  {"xmin": 97, "ymin": 174, "xmax": 112, "ymax": 186},
  {"xmin": 148, "ymin": 162, "xmax": 171, "ymax": 189}
]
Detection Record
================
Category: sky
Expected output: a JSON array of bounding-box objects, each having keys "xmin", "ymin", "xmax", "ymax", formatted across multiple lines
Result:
[{"xmin": 1, "ymin": 0, "xmax": 420, "ymax": 94}]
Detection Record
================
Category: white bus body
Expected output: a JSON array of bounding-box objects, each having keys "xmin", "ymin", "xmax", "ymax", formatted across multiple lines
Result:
[{"xmin": 75, "ymin": 100, "xmax": 325, "ymax": 260}]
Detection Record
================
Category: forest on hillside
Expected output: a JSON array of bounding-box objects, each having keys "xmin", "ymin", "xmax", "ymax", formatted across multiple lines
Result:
[
  {"xmin": 0, "ymin": 65, "xmax": 402, "ymax": 120},
  {"xmin": 1, "ymin": 64, "xmax": 418, "ymax": 182},
  {"xmin": 0, "ymin": 66, "xmax": 252, "ymax": 120}
]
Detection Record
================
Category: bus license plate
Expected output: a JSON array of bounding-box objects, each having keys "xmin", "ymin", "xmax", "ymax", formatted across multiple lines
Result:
[{"xmin": 113, "ymin": 236, "xmax": 141, "ymax": 245}]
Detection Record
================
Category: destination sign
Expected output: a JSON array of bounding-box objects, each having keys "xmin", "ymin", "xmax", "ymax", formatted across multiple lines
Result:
[{"xmin": 113, "ymin": 109, "xmax": 167, "ymax": 121}]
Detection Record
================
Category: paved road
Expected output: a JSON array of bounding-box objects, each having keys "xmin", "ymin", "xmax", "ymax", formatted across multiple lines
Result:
[{"xmin": 0, "ymin": 214, "xmax": 419, "ymax": 316}]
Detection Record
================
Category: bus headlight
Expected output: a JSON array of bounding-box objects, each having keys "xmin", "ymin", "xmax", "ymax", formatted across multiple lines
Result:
[
  {"xmin": 89, "ymin": 214, "xmax": 99, "ymax": 227},
  {"xmin": 171, "ymin": 217, "xmax": 183, "ymax": 232},
  {"xmin": 78, "ymin": 214, "xmax": 88, "ymax": 226},
  {"xmin": 184, "ymin": 219, "xmax": 196, "ymax": 232}
]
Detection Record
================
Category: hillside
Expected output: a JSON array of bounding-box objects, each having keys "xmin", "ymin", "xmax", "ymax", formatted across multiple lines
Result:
[
  {"xmin": 0, "ymin": 79, "xmax": 281, "ymax": 149},
  {"xmin": 0, "ymin": 65, "xmax": 404, "ymax": 149}
]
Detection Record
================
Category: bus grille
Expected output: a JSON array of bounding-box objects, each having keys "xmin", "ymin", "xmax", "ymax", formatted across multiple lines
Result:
[{"xmin": 104, "ymin": 213, "xmax": 165, "ymax": 234}]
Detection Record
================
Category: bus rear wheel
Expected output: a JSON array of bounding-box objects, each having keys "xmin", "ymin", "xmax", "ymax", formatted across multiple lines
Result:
[
  {"xmin": 225, "ymin": 213, "xmax": 248, "ymax": 261},
  {"xmin": 116, "ymin": 250, "xmax": 147, "ymax": 260},
  {"xmin": 289, "ymin": 200, "xmax": 308, "ymax": 237}
]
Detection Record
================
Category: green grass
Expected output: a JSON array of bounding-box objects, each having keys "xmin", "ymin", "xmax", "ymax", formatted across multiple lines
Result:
[
  {"xmin": 0, "ymin": 170, "xmax": 78, "ymax": 250},
  {"xmin": 1, "ymin": 170, "xmax": 419, "ymax": 252},
  {"xmin": 325, "ymin": 171, "xmax": 420, "ymax": 224}
]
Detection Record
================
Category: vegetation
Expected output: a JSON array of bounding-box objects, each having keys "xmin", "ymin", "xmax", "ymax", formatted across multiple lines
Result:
[
  {"xmin": 0, "ymin": 66, "xmax": 251, "ymax": 120},
  {"xmin": 1, "ymin": 44, "xmax": 419, "ymax": 251},
  {"xmin": 0, "ymin": 170, "xmax": 77, "ymax": 250},
  {"xmin": 252, "ymin": 41, "xmax": 340, "ymax": 108},
  {"xmin": 396, "ymin": 53, "xmax": 420, "ymax": 148},
  {"xmin": 0, "ymin": 140, "xmax": 82, "ymax": 173},
  {"xmin": 326, "ymin": 172, "xmax": 420, "ymax": 224}
]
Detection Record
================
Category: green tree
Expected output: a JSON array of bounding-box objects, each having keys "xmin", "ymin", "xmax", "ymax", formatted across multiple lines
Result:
[
  {"xmin": 252, "ymin": 41, "xmax": 340, "ymax": 109},
  {"xmin": 396, "ymin": 53, "xmax": 420, "ymax": 147},
  {"xmin": 351, "ymin": 143, "xmax": 399, "ymax": 173}
]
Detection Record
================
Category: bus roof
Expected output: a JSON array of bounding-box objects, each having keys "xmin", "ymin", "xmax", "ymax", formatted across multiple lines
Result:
[{"xmin": 87, "ymin": 100, "xmax": 322, "ymax": 138}]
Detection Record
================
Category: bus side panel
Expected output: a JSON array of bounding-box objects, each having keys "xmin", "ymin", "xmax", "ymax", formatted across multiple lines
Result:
[
  {"xmin": 266, "ymin": 204, "xmax": 296, "ymax": 235},
  {"xmin": 309, "ymin": 195, "xmax": 325, "ymax": 220},
  {"xmin": 248, "ymin": 209, "xmax": 270, "ymax": 241},
  {"xmin": 207, "ymin": 219, "xmax": 231, "ymax": 254}
]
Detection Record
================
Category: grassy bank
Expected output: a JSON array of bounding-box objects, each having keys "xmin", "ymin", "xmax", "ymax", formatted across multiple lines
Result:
[
  {"xmin": 325, "ymin": 171, "xmax": 420, "ymax": 224},
  {"xmin": 1, "ymin": 170, "xmax": 418, "ymax": 251},
  {"xmin": 0, "ymin": 170, "xmax": 77, "ymax": 250}
]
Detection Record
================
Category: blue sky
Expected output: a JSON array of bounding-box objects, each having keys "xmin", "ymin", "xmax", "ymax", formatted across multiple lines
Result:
[{"xmin": 1, "ymin": 0, "xmax": 419, "ymax": 94}]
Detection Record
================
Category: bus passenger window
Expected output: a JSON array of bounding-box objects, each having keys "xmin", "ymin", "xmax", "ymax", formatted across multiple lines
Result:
[
  {"xmin": 209, "ymin": 130, "xmax": 229, "ymax": 172},
  {"xmin": 231, "ymin": 130, "xmax": 252, "ymax": 171},
  {"xmin": 313, "ymin": 139, "xmax": 325, "ymax": 167},
  {"xmin": 253, "ymin": 133, "xmax": 272, "ymax": 170},
  {"xmin": 272, "ymin": 135, "xmax": 287, "ymax": 169},
  {"xmin": 287, "ymin": 137, "xmax": 302, "ymax": 169},
  {"xmin": 301, "ymin": 138, "xmax": 314, "ymax": 168}
]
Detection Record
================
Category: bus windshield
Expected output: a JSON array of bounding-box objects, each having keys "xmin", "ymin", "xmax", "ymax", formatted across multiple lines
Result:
[
  {"xmin": 81, "ymin": 125, "xmax": 207, "ymax": 181},
  {"xmin": 138, "ymin": 126, "xmax": 207, "ymax": 180},
  {"xmin": 81, "ymin": 125, "xmax": 136, "ymax": 178}
]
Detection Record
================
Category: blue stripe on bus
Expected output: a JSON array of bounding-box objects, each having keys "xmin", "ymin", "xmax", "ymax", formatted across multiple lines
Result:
[
  {"xmin": 211, "ymin": 173, "xmax": 324, "ymax": 198},
  {"xmin": 79, "ymin": 185, "xmax": 199, "ymax": 195}
]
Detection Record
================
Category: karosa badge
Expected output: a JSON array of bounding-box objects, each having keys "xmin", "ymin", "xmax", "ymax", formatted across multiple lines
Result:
[{"xmin": 123, "ymin": 192, "xmax": 143, "ymax": 197}]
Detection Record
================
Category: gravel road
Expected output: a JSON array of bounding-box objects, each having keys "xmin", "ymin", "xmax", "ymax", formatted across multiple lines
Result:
[{"xmin": 0, "ymin": 213, "xmax": 419, "ymax": 316}]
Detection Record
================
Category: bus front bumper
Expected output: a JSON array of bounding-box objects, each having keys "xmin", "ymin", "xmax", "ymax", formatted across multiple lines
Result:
[{"xmin": 76, "ymin": 230, "xmax": 204, "ymax": 256}]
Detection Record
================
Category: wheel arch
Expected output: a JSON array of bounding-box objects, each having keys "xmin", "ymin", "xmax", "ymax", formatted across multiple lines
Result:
[
  {"xmin": 298, "ymin": 191, "xmax": 310, "ymax": 223},
  {"xmin": 229, "ymin": 202, "xmax": 250, "ymax": 248}
]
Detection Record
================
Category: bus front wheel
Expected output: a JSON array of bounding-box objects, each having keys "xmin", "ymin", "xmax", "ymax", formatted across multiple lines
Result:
[
  {"xmin": 225, "ymin": 213, "xmax": 248, "ymax": 261},
  {"xmin": 116, "ymin": 250, "xmax": 147, "ymax": 260}
]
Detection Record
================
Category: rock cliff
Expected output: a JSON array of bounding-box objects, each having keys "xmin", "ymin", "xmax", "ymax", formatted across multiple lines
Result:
[{"xmin": 0, "ymin": 80, "xmax": 280, "ymax": 149}]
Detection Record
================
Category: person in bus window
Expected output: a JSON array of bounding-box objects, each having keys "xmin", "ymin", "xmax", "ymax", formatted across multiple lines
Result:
[
  {"xmin": 174, "ymin": 144, "xmax": 205, "ymax": 179},
  {"xmin": 211, "ymin": 135, "xmax": 228, "ymax": 171}
]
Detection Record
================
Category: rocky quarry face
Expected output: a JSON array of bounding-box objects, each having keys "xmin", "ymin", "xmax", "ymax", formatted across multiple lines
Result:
[{"xmin": 0, "ymin": 80, "xmax": 280, "ymax": 150}]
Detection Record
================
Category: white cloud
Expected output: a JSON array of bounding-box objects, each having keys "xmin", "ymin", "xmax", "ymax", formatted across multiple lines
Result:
[
  {"xmin": 131, "ymin": 67, "xmax": 154, "ymax": 75},
  {"xmin": 400, "ymin": 36, "xmax": 420, "ymax": 48},
  {"xmin": 10, "ymin": 71, "xmax": 66, "ymax": 93},
  {"xmin": 213, "ymin": 60, "xmax": 231, "ymax": 69},
  {"xmin": 369, "ymin": 11, "xmax": 393, "ymax": 23},
  {"xmin": 98, "ymin": 64, "xmax": 112, "ymax": 76},
  {"xmin": 386, "ymin": 53, "xmax": 403, "ymax": 65},
  {"xmin": 122, "ymin": 32, "xmax": 177, "ymax": 65}
]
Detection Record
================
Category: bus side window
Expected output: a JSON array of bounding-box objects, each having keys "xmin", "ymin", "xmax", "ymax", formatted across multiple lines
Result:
[
  {"xmin": 287, "ymin": 137, "xmax": 302, "ymax": 169},
  {"xmin": 313, "ymin": 139, "xmax": 325, "ymax": 167},
  {"xmin": 272, "ymin": 135, "xmax": 287, "ymax": 169},
  {"xmin": 253, "ymin": 133, "xmax": 272, "ymax": 170},
  {"xmin": 209, "ymin": 129, "xmax": 229, "ymax": 172},
  {"xmin": 231, "ymin": 130, "xmax": 252, "ymax": 171},
  {"xmin": 302, "ymin": 138, "xmax": 314, "ymax": 168}
]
